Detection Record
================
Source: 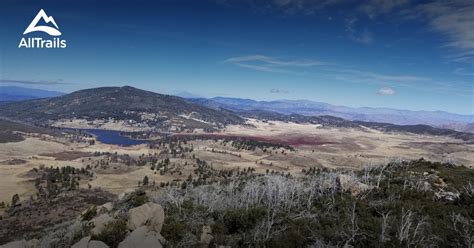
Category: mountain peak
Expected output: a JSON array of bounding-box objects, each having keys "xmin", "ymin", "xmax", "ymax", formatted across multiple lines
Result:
[{"xmin": 0, "ymin": 86, "xmax": 243, "ymax": 130}]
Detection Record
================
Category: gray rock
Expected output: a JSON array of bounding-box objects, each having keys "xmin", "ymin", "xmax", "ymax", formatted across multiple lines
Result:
[
  {"xmin": 199, "ymin": 225, "xmax": 213, "ymax": 248},
  {"xmin": 88, "ymin": 240, "xmax": 109, "ymax": 248},
  {"xmin": 71, "ymin": 236, "xmax": 91, "ymax": 248},
  {"xmin": 1, "ymin": 240, "xmax": 27, "ymax": 248},
  {"xmin": 127, "ymin": 203, "xmax": 165, "ymax": 233},
  {"xmin": 70, "ymin": 236, "xmax": 109, "ymax": 248},
  {"xmin": 118, "ymin": 226, "xmax": 162, "ymax": 248},
  {"xmin": 98, "ymin": 202, "xmax": 113, "ymax": 214},
  {"xmin": 89, "ymin": 214, "xmax": 114, "ymax": 236},
  {"xmin": 0, "ymin": 239, "xmax": 38, "ymax": 248}
]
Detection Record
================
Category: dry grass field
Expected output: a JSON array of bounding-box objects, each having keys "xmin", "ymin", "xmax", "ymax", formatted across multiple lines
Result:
[{"xmin": 0, "ymin": 120, "xmax": 472, "ymax": 205}]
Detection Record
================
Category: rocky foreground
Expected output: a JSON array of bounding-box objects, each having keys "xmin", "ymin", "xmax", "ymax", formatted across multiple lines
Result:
[
  {"xmin": 1, "ymin": 190, "xmax": 167, "ymax": 248},
  {"xmin": 1, "ymin": 159, "xmax": 473, "ymax": 248}
]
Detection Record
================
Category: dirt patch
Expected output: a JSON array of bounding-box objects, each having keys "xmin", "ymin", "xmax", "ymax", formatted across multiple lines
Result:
[
  {"xmin": 0, "ymin": 131, "xmax": 24, "ymax": 143},
  {"xmin": 0, "ymin": 159, "xmax": 27, "ymax": 165},
  {"xmin": 174, "ymin": 133, "xmax": 335, "ymax": 146},
  {"xmin": 93, "ymin": 163, "xmax": 138, "ymax": 174},
  {"xmin": 0, "ymin": 189, "xmax": 115, "ymax": 244},
  {"xmin": 40, "ymin": 151, "xmax": 94, "ymax": 161}
]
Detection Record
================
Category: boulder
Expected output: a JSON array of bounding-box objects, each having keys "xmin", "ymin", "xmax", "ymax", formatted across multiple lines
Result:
[
  {"xmin": 98, "ymin": 202, "xmax": 113, "ymax": 214},
  {"xmin": 0, "ymin": 239, "xmax": 38, "ymax": 248},
  {"xmin": 199, "ymin": 225, "xmax": 213, "ymax": 248},
  {"xmin": 26, "ymin": 240, "xmax": 38, "ymax": 248},
  {"xmin": 337, "ymin": 174, "xmax": 372, "ymax": 196},
  {"xmin": 71, "ymin": 236, "xmax": 91, "ymax": 248},
  {"xmin": 71, "ymin": 237, "xmax": 109, "ymax": 248},
  {"xmin": 127, "ymin": 203, "xmax": 164, "ymax": 233},
  {"xmin": 337, "ymin": 174, "xmax": 353, "ymax": 192},
  {"xmin": 1, "ymin": 240, "xmax": 27, "ymax": 248},
  {"xmin": 118, "ymin": 226, "xmax": 163, "ymax": 248},
  {"xmin": 118, "ymin": 189, "xmax": 136, "ymax": 200},
  {"xmin": 88, "ymin": 241, "xmax": 109, "ymax": 248},
  {"xmin": 89, "ymin": 214, "xmax": 114, "ymax": 236}
]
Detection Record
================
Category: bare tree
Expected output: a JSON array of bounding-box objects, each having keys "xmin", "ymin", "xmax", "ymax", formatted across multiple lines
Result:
[
  {"xmin": 450, "ymin": 212, "xmax": 473, "ymax": 247},
  {"xmin": 398, "ymin": 208, "xmax": 433, "ymax": 247},
  {"xmin": 343, "ymin": 202, "xmax": 363, "ymax": 246},
  {"xmin": 377, "ymin": 209, "xmax": 391, "ymax": 244}
]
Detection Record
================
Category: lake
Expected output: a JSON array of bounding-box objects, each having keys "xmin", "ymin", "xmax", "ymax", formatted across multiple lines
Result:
[{"xmin": 73, "ymin": 129, "xmax": 148, "ymax": 147}]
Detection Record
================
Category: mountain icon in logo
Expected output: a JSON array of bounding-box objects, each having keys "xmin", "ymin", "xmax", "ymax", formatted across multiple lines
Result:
[{"xmin": 23, "ymin": 9, "xmax": 61, "ymax": 36}]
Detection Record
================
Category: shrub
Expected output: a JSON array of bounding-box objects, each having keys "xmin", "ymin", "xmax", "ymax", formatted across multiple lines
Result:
[
  {"xmin": 222, "ymin": 208, "xmax": 267, "ymax": 234},
  {"xmin": 81, "ymin": 206, "xmax": 97, "ymax": 221},
  {"xmin": 91, "ymin": 219, "xmax": 128, "ymax": 248},
  {"xmin": 115, "ymin": 190, "xmax": 149, "ymax": 211}
]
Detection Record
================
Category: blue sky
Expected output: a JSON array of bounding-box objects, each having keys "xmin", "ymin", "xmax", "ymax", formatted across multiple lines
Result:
[{"xmin": 0, "ymin": 0, "xmax": 472, "ymax": 114}]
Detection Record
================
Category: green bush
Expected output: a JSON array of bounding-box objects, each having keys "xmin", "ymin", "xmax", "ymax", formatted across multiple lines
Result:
[
  {"xmin": 222, "ymin": 208, "xmax": 267, "ymax": 234},
  {"xmin": 161, "ymin": 217, "xmax": 189, "ymax": 244},
  {"xmin": 115, "ymin": 190, "xmax": 149, "ymax": 210},
  {"xmin": 91, "ymin": 219, "xmax": 128, "ymax": 248},
  {"xmin": 81, "ymin": 206, "xmax": 97, "ymax": 221}
]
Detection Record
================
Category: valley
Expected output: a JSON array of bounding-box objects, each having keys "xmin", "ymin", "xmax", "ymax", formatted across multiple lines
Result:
[
  {"xmin": 0, "ymin": 86, "xmax": 472, "ymax": 247},
  {"xmin": 1, "ymin": 116, "xmax": 472, "ymax": 205}
]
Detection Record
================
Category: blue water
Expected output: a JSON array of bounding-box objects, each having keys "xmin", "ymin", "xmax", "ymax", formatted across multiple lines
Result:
[{"xmin": 82, "ymin": 129, "xmax": 148, "ymax": 146}]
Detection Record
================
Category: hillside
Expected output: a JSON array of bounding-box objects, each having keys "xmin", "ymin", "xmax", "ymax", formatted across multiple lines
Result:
[
  {"xmin": 229, "ymin": 109, "xmax": 474, "ymax": 141},
  {"xmin": 0, "ymin": 118, "xmax": 65, "ymax": 143},
  {"xmin": 0, "ymin": 86, "xmax": 243, "ymax": 131},
  {"xmin": 191, "ymin": 97, "xmax": 474, "ymax": 131},
  {"xmin": 1, "ymin": 160, "xmax": 472, "ymax": 247}
]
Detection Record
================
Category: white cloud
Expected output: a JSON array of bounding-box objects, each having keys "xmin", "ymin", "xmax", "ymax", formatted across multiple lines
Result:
[
  {"xmin": 269, "ymin": 88, "xmax": 289, "ymax": 94},
  {"xmin": 378, "ymin": 87, "xmax": 396, "ymax": 95},
  {"xmin": 416, "ymin": 1, "xmax": 474, "ymax": 61},
  {"xmin": 453, "ymin": 67, "xmax": 474, "ymax": 76},
  {"xmin": 342, "ymin": 69, "xmax": 428, "ymax": 83},
  {"xmin": 224, "ymin": 55, "xmax": 325, "ymax": 67},
  {"xmin": 223, "ymin": 55, "xmax": 325, "ymax": 74}
]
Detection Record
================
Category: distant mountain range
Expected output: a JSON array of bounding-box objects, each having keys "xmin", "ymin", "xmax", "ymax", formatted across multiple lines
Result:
[
  {"xmin": 0, "ymin": 86, "xmax": 63, "ymax": 102},
  {"xmin": 0, "ymin": 86, "xmax": 472, "ymax": 135},
  {"xmin": 190, "ymin": 97, "xmax": 474, "ymax": 133}
]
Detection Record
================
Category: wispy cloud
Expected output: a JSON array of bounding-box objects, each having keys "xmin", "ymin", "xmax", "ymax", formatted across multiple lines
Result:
[
  {"xmin": 224, "ymin": 55, "xmax": 325, "ymax": 67},
  {"xmin": 223, "ymin": 55, "xmax": 326, "ymax": 74},
  {"xmin": 453, "ymin": 68, "xmax": 474, "ymax": 76},
  {"xmin": 341, "ymin": 69, "xmax": 428, "ymax": 83},
  {"xmin": 416, "ymin": 1, "xmax": 474, "ymax": 60},
  {"xmin": 219, "ymin": 0, "xmax": 474, "ymax": 63},
  {"xmin": 223, "ymin": 54, "xmax": 470, "ymax": 96},
  {"xmin": 345, "ymin": 17, "xmax": 374, "ymax": 45},
  {"xmin": 224, "ymin": 54, "xmax": 428, "ymax": 84},
  {"xmin": 378, "ymin": 87, "xmax": 395, "ymax": 95},
  {"xmin": 217, "ymin": 0, "xmax": 345, "ymax": 15},
  {"xmin": 269, "ymin": 88, "xmax": 289, "ymax": 94},
  {"xmin": 0, "ymin": 79, "xmax": 70, "ymax": 85},
  {"xmin": 328, "ymin": 69, "xmax": 471, "ymax": 96},
  {"xmin": 358, "ymin": 0, "xmax": 409, "ymax": 18},
  {"xmin": 359, "ymin": 1, "xmax": 474, "ymax": 62}
]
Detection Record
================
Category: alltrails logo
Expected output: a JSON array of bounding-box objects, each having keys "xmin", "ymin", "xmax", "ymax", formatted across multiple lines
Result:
[{"xmin": 19, "ymin": 9, "xmax": 67, "ymax": 48}]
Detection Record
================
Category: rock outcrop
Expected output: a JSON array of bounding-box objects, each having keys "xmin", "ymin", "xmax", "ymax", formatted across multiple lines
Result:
[
  {"xmin": 118, "ymin": 226, "xmax": 163, "ymax": 248},
  {"xmin": 71, "ymin": 236, "xmax": 109, "ymax": 248},
  {"xmin": 127, "ymin": 203, "xmax": 165, "ymax": 233},
  {"xmin": 337, "ymin": 174, "xmax": 372, "ymax": 196},
  {"xmin": 0, "ymin": 195, "xmax": 166, "ymax": 248},
  {"xmin": 89, "ymin": 214, "xmax": 114, "ymax": 236},
  {"xmin": 0, "ymin": 239, "xmax": 38, "ymax": 248}
]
